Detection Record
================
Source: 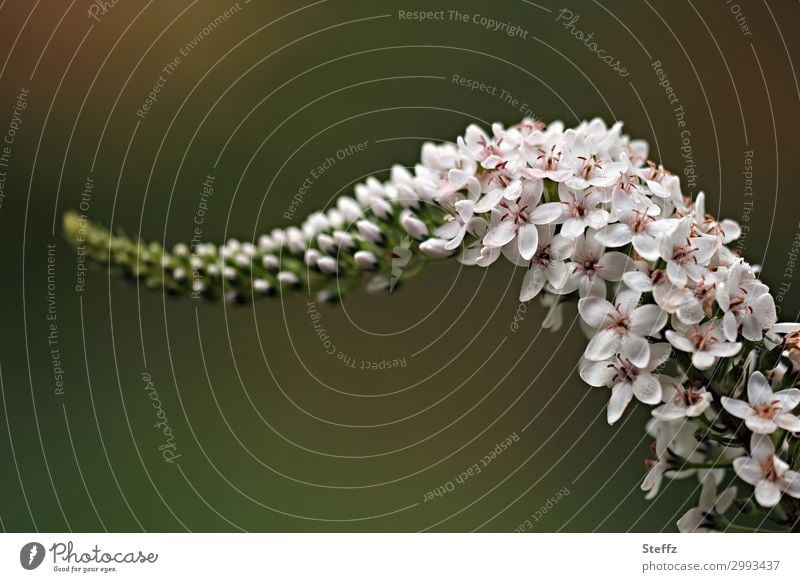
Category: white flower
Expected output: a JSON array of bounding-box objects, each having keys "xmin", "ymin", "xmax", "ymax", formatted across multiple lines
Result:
[
  {"xmin": 458, "ymin": 122, "xmax": 525, "ymax": 172},
  {"xmin": 436, "ymin": 199, "xmax": 476, "ymax": 250},
  {"xmin": 716, "ymin": 261, "xmax": 776, "ymax": 342},
  {"xmin": 693, "ymin": 191, "xmax": 741, "ymax": 244},
  {"xmin": 580, "ymin": 343, "xmax": 671, "ymax": 424},
  {"xmin": 532, "ymin": 182, "xmax": 610, "ymax": 238},
  {"xmin": 563, "ymin": 138, "xmax": 627, "ymax": 190},
  {"xmin": 478, "ymin": 122, "xmax": 527, "ymax": 172},
  {"xmin": 472, "ymin": 172, "xmax": 525, "ymax": 213},
  {"xmin": 665, "ymin": 318, "xmax": 742, "ymax": 370},
  {"xmin": 623, "ymin": 261, "xmax": 692, "ymax": 315},
  {"xmin": 503, "ymin": 226, "xmax": 573, "ymax": 301},
  {"xmin": 768, "ymin": 324, "xmax": 800, "ymax": 373},
  {"xmin": 677, "ymin": 475, "xmax": 736, "ymax": 533},
  {"xmin": 521, "ymin": 130, "xmax": 574, "ymax": 182},
  {"xmin": 652, "ymin": 379, "xmax": 713, "ymax": 421},
  {"xmin": 658, "ymin": 218, "xmax": 719, "ymax": 287},
  {"xmin": 578, "ymin": 289, "xmax": 667, "ymax": 368},
  {"xmin": 721, "ymin": 371, "xmax": 800, "ymax": 434},
  {"xmin": 641, "ymin": 419, "xmax": 707, "ymax": 499},
  {"xmin": 560, "ymin": 230, "xmax": 631, "ymax": 297},
  {"xmin": 733, "ymin": 434, "xmax": 800, "ymax": 507},
  {"xmin": 457, "ymin": 219, "xmax": 494, "ymax": 266},
  {"xmin": 596, "ymin": 188, "xmax": 675, "ymax": 261},
  {"xmin": 444, "ymin": 167, "xmax": 481, "ymax": 206},
  {"xmin": 482, "ymin": 181, "xmax": 549, "ymax": 260},
  {"xmin": 673, "ymin": 273, "xmax": 719, "ymax": 325},
  {"xmin": 764, "ymin": 322, "xmax": 800, "ymax": 348},
  {"xmin": 637, "ymin": 164, "xmax": 686, "ymax": 212}
]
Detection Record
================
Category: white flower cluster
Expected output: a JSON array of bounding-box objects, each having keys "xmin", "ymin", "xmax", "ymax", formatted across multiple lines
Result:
[
  {"xmin": 73, "ymin": 117, "xmax": 800, "ymax": 531},
  {"xmin": 407, "ymin": 118, "xmax": 800, "ymax": 530}
]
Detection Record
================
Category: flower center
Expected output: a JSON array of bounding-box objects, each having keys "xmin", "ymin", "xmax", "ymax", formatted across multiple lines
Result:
[
  {"xmin": 672, "ymin": 238, "xmax": 699, "ymax": 265},
  {"xmin": 534, "ymin": 245, "xmax": 553, "ymax": 267},
  {"xmin": 762, "ymin": 455, "xmax": 780, "ymax": 482},
  {"xmin": 611, "ymin": 358, "xmax": 638, "ymax": 383},
  {"xmin": 688, "ymin": 328, "xmax": 717, "ymax": 352},
  {"xmin": 537, "ymin": 145, "xmax": 561, "ymax": 171},
  {"xmin": 627, "ymin": 210, "xmax": 653, "ymax": 233},
  {"xmin": 754, "ymin": 400, "xmax": 781, "ymax": 419},
  {"xmin": 499, "ymin": 198, "xmax": 529, "ymax": 225},
  {"xmin": 677, "ymin": 388, "xmax": 705, "ymax": 406}
]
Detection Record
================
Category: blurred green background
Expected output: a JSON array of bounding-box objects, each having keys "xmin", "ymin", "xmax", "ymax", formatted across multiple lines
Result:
[{"xmin": 0, "ymin": 0, "xmax": 798, "ymax": 532}]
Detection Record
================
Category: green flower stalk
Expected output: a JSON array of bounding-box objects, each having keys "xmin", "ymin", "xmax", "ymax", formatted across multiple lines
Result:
[{"xmin": 63, "ymin": 189, "xmax": 445, "ymax": 304}]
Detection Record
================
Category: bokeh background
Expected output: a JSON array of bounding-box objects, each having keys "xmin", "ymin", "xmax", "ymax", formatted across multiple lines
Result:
[{"xmin": 0, "ymin": 0, "xmax": 798, "ymax": 532}]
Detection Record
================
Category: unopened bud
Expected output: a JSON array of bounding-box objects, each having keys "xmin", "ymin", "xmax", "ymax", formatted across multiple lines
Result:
[
  {"xmin": 419, "ymin": 238, "xmax": 454, "ymax": 259},
  {"xmin": 354, "ymin": 251, "xmax": 378, "ymax": 270}
]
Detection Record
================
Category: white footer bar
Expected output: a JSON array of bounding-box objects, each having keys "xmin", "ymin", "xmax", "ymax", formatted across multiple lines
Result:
[{"xmin": 0, "ymin": 533, "xmax": 793, "ymax": 580}]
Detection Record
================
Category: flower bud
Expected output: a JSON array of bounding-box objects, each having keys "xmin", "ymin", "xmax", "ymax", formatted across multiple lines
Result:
[
  {"xmin": 253, "ymin": 279, "xmax": 271, "ymax": 294},
  {"xmin": 277, "ymin": 271, "xmax": 300, "ymax": 288},
  {"xmin": 258, "ymin": 234, "xmax": 274, "ymax": 252},
  {"xmin": 356, "ymin": 220, "xmax": 384, "ymax": 244},
  {"xmin": 317, "ymin": 234, "xmax": 335, "ymax": 254},
  {"xmin": 173, "ymin": 243, "xmax": 189, "ymax": 257},
  {"xmin": 262, "ymin": 254, "xmax": 279, "ymax": 271},
  {"xmin": 286, "ymin": 227, "xmax": 305, "ymax": 254},
  {"xmin": 317, "ymin": 256, "xmax": 338, "ymax": 275},
  {"xmin": 234, "ymin": 253, "xmax": 250, "ymax": 268},
  {"xmin": 333, "ymin": 230, "xmax": 356, "ymax": 249},
  {"xmin": 419, "ymin": 238, "xmax": 453, "ymax": 259},
  {"xmin": 304, "ymin": 248, "xmax": 321, "ymax": 267},
  {"xmin": 401, "ymin": 210, "xmax": 428, "ymax": 239},
  {"xmin": 337, "ymin": 196, "xmax": 362, "ymax": 223},
  {"xmin": 354, "ymin": 250, "xmax": 378, "ymax": 270}
]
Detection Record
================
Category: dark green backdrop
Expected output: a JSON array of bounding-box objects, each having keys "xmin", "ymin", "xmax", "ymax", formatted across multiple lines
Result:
[{"xmin": 0, "ymin": 0, "xmax": 798, "ymax": 532}]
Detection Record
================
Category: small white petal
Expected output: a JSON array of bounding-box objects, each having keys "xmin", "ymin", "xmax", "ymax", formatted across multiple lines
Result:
[
  {"xmin": 529, "ymin": 202, "xmax": 565, "ymax": 224},
  {"xmin": 633, "ymin": 373, "xmax": 661, "ymax": 405},
  {"xmin": 665, "ymin": 330, "xmax": 694, "ymax": 353},
  {"xmin": 774, "ymin": 413, "xmax": 800, "ymax": 433},
  {"xmin": 622, "ymin": 335, "xmax": 650, "ymax": 369},
  {"xmin": 755, "ymin": 480, "xmax": 782, "ymax": 507},
  {"xmin": 580, "ymin": 359, "xmax": 616, "ymax": 387},
  {"xmin": 483, "ymin": 219, "xmax": 516, "ymax": 248},
  {"xmin": 720, "ymin": 397, "xmax": 753, "ymax": 420},
  {"xmin": 733, "ymin": 457, "xmax": 762, "ymax": 486},
  {"xmin": 518, "ymin": 223, "xmax": 539, "ymax": 260},
  {"xmin": 520, "ymin": 265, "xmax": 546, "ymax": 302},
  {"xmin": 692, "ymin": 350, "xmax": 716, "ymax": 370},
  {"xmin": 578, "ymin": 297, "xmax": 615, "ymax": 328},
  {"xmin": 585, "ymin": 329, "xmax": 621, "ymax": 362},
  {"xmin": 745, "ymin": 416, "xmax": 778, "ymax": 435},
  {"xmin": 631, "ymin": 233, "xmax": 661, "ymax": 261},
  {"xmin": 608, "ymin": 383, "xmax": 634, "ymax": 424},
  {"xmin": 597, "ymin": 251, "xmax": 631, "ymax": 281},
  {"xmin": 747, "ymin": 371, "xmax": 773, "ymax": 408}
]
